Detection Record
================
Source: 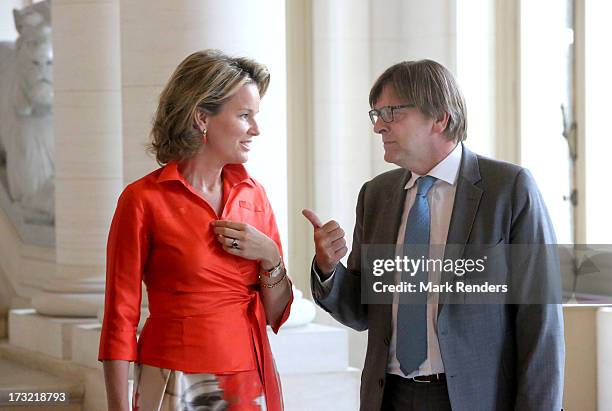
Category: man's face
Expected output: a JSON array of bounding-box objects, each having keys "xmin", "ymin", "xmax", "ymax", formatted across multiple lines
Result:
[{"xmin": 372, "ymin": 84, "xmax": 442, "ymax": 173}]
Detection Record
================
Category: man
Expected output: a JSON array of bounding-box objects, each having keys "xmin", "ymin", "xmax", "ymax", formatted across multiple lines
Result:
[{"xmin": 303, "ymin": 60, "xmax": 564, "ymax": 411}]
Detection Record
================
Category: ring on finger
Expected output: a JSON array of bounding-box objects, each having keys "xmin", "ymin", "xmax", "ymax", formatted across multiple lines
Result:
[{"xmin": 230, "ymin": 238, "xmax": 240, "ymax": 250}]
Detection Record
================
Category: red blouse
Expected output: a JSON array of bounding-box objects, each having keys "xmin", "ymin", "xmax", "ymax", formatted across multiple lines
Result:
[{"xmin": 98, "ymin": 161, "xmax": 292, "ymax": 411}]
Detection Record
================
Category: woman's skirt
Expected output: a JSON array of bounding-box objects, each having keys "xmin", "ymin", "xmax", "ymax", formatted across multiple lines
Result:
[{"xmin": 132, "ymin": 364, "xmax": 266, "ymax": 411}]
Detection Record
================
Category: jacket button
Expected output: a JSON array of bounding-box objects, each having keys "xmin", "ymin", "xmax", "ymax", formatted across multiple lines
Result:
[{"xmin": 379, "ymin": 378, "xmax": 384, "ymax": 388}]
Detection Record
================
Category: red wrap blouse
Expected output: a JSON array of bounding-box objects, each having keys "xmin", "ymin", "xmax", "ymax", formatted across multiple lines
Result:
[{"xmin": 98, "ymin": 161, "xmax": 293, "ymax": 411}]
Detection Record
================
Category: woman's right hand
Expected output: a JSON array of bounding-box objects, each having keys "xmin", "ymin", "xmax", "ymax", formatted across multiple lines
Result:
[{"xmin": 213, "ymin": 220, "xmax": 281, "ymax": 269}]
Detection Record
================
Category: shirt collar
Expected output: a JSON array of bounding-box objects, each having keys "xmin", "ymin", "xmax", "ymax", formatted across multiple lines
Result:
[
  {"xmin": 157, "ymin": 161, "xmax": 255, "ymax": 188},
  {"xmin": 404, "ymin": 143, "xmax": 463, "ymax": 190},
  {"xmin": 223, "ymin": 163, "xmax": 256, "ymax": 188}
]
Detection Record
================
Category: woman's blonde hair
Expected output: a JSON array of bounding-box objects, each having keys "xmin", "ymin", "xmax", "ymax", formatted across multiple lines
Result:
[{"xmin": 149, "ymin": 50, "xmax": 270, "ymax": 164}]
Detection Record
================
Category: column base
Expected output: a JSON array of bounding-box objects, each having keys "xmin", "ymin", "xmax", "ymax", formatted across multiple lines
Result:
[
  {"xmin": 71, "ymin": 323, "xmax": 103, "ymax": 369},
  {"xmin": 267, "ymin": 323, "xmax": 349, "ymax": 374},
  {"xmin": 9, "ymin": 309, "xmax": 98, "ymax": 359},
  {"xmin": 31, "ymin": 292, "xmax": 103, "ymax": 317},
  {"xmin": 71, "ymin": 323, "xmax": 133, "ymax": 380}
]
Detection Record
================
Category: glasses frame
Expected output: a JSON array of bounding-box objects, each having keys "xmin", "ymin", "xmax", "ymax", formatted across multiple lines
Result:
[{"xmin": 368, "ymin": 104, "xmax": 416, "ymax": 125}]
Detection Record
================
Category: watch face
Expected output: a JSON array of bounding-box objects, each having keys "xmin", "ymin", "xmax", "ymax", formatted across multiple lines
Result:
[{"xmin": 268, "ymin": 264, "xmax": 283, "ymax": 278}]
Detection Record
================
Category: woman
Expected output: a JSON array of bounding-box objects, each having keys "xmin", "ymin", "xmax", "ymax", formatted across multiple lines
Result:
[{"xmin": 98, "ymin": 50, "xmax": 293, "ymax": 411}]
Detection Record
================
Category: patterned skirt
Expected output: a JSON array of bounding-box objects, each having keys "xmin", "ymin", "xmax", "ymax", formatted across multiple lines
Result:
[{"xmin": 132, "ymin": 364, "xmax": 266, "ymax": 411}]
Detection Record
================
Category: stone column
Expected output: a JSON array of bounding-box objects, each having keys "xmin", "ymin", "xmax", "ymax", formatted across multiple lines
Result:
[
  {"xmin": 370, "ymin": 0, "xmax": 457, "ymax": 174},
  {"xmin": 311, "ymin": 0, "xmax": 373, "ymax": 252},
  {"xmin": 310, "ymin": 0, "xmax": 373, "ymax": 369},
  {"xmin": 119, "ymin": 0, "xmax": 288, "ymax": 253},
  {"xmin": 286, "ymin": 0, "xmax": 314, "ymax": 293},
  {"xmin": 32, "ymin": 0, "xmax": 122, "ymax": 317}
]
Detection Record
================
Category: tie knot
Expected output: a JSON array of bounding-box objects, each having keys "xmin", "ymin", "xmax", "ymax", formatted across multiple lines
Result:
[{"xmin": 416, "ymin": 175, "xmax": 436, "ymax": 196}]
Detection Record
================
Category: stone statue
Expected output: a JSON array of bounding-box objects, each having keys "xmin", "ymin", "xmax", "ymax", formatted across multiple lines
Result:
[{"xmin": 0, "ymin": 0, "xmax": 54, "ymax": 224}]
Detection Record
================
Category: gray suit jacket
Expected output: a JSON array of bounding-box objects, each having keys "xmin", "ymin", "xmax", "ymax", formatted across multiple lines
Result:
[{"xmin": 311, "ymin": 145, "xmax": 565, "ymax": 411}]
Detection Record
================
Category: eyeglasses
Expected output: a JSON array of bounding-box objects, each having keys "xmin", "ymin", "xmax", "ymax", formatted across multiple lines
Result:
[{"xmin": 368, "ymin": 104, "xmax": 415, "ymax": 125}]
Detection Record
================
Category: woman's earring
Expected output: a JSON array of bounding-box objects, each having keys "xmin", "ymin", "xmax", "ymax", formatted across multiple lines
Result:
[{"xmin": 202, "ymin": 128, "xmax": 207, "ymax": 144}]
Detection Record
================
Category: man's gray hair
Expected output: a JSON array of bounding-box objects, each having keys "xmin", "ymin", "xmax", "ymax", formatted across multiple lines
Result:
[{"xmin": 369, "ymin": 59, "xmax": 467, "ymax": 142}]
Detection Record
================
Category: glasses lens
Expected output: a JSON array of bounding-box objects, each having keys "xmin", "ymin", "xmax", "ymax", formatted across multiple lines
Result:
[
  {"xmin": 369, "ymin": 110, "xmax": 378, "ymax": 125},
  {"xmin": 380, "ymin": 107, "xmax": 393, "ymax": 122}
]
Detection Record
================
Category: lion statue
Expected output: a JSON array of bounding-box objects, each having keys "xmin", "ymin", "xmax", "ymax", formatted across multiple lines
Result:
[{"xmin": 0, "ymin": 0, "xmax": 54, "ymax": 224}]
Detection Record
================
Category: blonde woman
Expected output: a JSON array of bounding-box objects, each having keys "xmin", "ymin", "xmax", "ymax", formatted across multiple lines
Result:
[{"xmin": 99, "ymin": 50, "xmax": 292, "ymax": 411}]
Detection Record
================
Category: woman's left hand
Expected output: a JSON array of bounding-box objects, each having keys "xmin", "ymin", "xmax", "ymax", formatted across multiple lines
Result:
[{"xmin": 213, "ymin": 220, "xmax": 280, "ymax": 270}]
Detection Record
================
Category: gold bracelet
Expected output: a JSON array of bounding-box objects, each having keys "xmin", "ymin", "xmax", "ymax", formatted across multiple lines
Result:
[{"xmin": 259, "ymin": 271, "xmax": 287, "ymax": 289}]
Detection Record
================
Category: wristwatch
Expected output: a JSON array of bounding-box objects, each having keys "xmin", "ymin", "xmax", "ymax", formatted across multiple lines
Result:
[{"xmin": 262, "ymin": 260, "xmax": 283, "ymax": 278}]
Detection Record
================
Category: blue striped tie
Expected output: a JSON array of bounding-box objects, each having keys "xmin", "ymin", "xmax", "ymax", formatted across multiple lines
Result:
[{"xmin": 396, "ymin": 175, "xmax": 437, "ymax": 375}]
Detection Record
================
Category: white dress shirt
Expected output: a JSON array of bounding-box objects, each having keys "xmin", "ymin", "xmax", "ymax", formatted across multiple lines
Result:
[
  {"xmin": 387, "ymin": 143, "xmax": 461, "ymax": 378},
  {"xmin": 314, "ymin": 143, "xmax": 462, "ymax": 378}
]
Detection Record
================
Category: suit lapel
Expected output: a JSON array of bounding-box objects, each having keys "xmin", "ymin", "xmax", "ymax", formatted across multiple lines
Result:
[
  {"xmin": 439, "ymin": 145, "xmax": 483, "ymax": 313},
  {"xmin": 375, "ymin": 168, "xmax": 411, "ymax": 337},
  {"xmin": 372, "ymin": 168, "xmax": 411, "ymax": 244}
]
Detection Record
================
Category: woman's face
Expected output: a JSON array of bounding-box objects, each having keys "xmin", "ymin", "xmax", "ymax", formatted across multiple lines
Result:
[{"xmin": 203, "ymin": 83, "xmax": 261, "ymax": 165}]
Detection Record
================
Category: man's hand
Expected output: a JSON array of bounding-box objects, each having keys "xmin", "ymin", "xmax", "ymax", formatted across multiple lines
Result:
[{"xmin": 302, "ymin": 209, "xmax": 348, "ymax": 277}]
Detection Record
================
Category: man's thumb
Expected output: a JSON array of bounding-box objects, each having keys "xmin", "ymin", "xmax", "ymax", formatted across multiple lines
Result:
[{"xmin": 302, "ymin": 209, "xmax": 323, "ymax": 229}]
